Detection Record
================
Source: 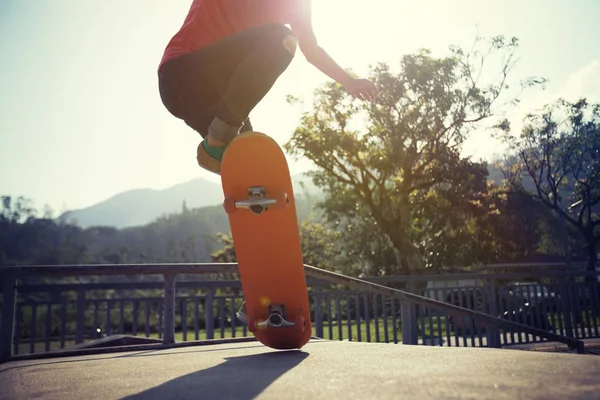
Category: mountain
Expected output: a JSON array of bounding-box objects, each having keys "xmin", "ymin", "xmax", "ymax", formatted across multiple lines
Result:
[
  {"xmin": 58, "ymin": 162, "xmax": 534, "ymax": 230},
  {"xmin": 58, "ymin": 173, "xmax": 320, "ymax": 229}
]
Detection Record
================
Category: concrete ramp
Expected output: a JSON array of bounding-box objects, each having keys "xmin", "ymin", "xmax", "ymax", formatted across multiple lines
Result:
[{"xmin": 1, "ymin": 339, "xmax": 599, "ymax": 399}]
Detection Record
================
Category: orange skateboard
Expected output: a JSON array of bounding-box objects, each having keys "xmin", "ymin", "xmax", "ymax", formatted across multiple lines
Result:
[{"xmin": 220, "ymin": 131, "xmax": 312, "ymax": 350}]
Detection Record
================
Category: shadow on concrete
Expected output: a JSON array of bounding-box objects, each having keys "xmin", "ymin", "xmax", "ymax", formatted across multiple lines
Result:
[
  {"xmin": 120, "ymin": 350, "xmax": 309, "ymax": 400},
  {"xmin": 0, "ymin": 344, "xmax": 266, "ymax": 373}
]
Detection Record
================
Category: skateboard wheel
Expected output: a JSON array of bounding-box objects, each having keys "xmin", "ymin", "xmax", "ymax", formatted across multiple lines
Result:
[
  {"xmin": 223, "ymin": 196, "xmax": 236, "ymax": 214},
  {"xmin": 276, "ymin": 192, "xmax": 289, "ymax": 210},
  {"xmin": 294, "ymin": 315, "xmax": 306, "ymax": 333}
]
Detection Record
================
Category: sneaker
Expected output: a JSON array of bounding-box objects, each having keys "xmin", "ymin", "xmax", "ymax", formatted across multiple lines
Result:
[
  {"xmin": 196, "ymin": 140, "xmax": 224, "ymax": 175},
  {"xmin": 236, "ymin": 301, "xmax": 249, "ymax": 324},
  {"xmin": 197, "ymin": 131, "xmax": 253, "ymax": 175}
]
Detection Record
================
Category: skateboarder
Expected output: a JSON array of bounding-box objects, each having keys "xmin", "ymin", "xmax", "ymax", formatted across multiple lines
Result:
[{"xmin": 158, "ymin": 0, "xmax": 379, "ymax": 176}]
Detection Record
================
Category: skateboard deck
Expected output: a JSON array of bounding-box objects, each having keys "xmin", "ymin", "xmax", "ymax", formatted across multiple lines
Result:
[{"xmin": 220, "ymin": 131, "xmax": 312, "ymax": 350}]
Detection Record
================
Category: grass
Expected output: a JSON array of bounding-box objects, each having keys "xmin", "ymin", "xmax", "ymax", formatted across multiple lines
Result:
[
  {"xmin": 15, "ymin": 317, "xmax": 453, "ymax": 355},
  {"xmin": 14, "ymin": 311, "xmax": 600, "ymax": 356}
]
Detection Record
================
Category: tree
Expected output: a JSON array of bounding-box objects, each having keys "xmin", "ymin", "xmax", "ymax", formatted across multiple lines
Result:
[
  {"xmin": 1, "ymin": 196, "xmax": 38, "ymax": 223},
  {"xmin": 209, "ymin": 217, "xmax": 348, "ymax": 271},
  {"xmin": 1, "ymin": 196, "xmax": 38, "ymax": 265},
  {"xmin": 210, "ymin": 233, "xmax": 237, "ymax": 263},
  {"xmin": 298, "ymin": 217, "xmax": 345, "ymax": 271},
  {"xmin": 499, "ymin": 98, "xmax": 600, "ymax": 275},
  {"xmin": 468, "ymin": 178, "xmax": 567, "ymax": 263},
  {"xmin": 285, "ymin": 35, "xmax": 544, "ymax": 275}
]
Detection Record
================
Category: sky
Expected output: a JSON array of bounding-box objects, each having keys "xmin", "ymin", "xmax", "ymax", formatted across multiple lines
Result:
[{"xmin": 1, "ymin": 0, "xmax": 599, "ymax": 214}]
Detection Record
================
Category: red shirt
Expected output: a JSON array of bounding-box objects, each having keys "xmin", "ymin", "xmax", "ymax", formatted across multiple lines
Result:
[{"xmin": 159, "ymin": 0, "xmax": 308, "ymax": 69}]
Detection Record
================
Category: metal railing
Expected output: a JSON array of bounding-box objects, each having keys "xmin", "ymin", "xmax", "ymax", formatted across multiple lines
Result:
[{"xmin": 2, "ymin": 263, "xmax": 596, "ymax": 362}]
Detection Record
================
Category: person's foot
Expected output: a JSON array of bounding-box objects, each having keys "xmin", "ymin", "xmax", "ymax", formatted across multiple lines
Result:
[
  {"xmin": 236, "ymin": 301, "xmax": 248, "ymax": 324},
  {"xmin": 196, "ymin": 139, "xmax": 226, "ymax": 175},
  {"xmin": 197, "ymin": 130, "xmax": 257, "ymax": 174}
]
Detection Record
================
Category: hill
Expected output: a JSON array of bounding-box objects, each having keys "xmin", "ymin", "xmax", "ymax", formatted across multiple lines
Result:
[
  {"xmin": 55, "ymin": 162, "xmax": 555, "ymax": 231},
  {"xmin": 71, "ymin": 193, "xmax": 321, "ymax": 264},
  {"xmin": 58, "ymin": 173, "xmax": 320, "ymax": 229}
]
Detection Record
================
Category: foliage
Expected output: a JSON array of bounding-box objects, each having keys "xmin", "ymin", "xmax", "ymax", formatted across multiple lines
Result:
[
  {"xmin": 298, "ymin": 216, "xmax": 346, "ymax": 271},
  {"xmin": 2, "ymin": 36, "xmax": 583, "ymax": 284},
  {"xmin": 284, "ymin": 35, "xmax": 545, "ymax": 275},
  {"xmin": 0, "ymin": 193, "xmax": 320, "ymax": 275},
  {"xmin": 499, "ymin": 98, "xmax": 600, "ymax": 272},
  {"xmin": 210, "ymin": 233, "xmax": 237, "ymax": 263},
  {"xmin": 209, "ymin": 215, "xmax": 346, "ymax": 272},
  {"xmin": 0, "ymin": 197, "xmax": 230, "ymax": 270}
]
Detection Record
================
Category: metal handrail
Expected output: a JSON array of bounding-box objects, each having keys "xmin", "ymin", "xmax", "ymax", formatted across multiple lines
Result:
[
  {"xmin": 2, "ymin": 262, "xmax": 595, "ymax": 281},
  {"xmin": 303, "ymin": 265, "xmax": 586, "ymax": 352},
  {"xmin": 1, "ymin": 262, "xmax": 588, "ymax": 363},
  {"xmin": 0, "ymin": 263, "xmax": 238, "ymax": 277}
]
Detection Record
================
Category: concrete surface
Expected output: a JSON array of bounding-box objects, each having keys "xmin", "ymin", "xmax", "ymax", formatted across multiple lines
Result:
[{"xmin": 1, "ymin": 339, "xmax": 599, "ymax": 400}]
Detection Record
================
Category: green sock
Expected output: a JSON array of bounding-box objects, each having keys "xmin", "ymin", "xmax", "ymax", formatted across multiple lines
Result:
[{"xmin": 202, "ymin": 140, "xmax": 226, "ymax": 161}]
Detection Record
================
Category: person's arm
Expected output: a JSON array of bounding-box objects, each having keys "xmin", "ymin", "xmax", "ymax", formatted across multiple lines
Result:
[
  {"xmin": 289, "ymin": 2, "xmax": 353, "ymax": 86},
  {"xmin": 289, "ymin": 0, "xmax": 379, "ymax": 101}
]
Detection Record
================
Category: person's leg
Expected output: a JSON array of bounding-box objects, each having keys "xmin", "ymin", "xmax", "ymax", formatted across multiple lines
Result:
[
  {"xmin": 158, "ymin": 58, "xmax": 187, "ymax": 121},
  {"xmin": 177, "ymin": 23, "xmax": 298, "ymax": 173},
  {"xmin": 206, "ymin": 24, "xmax": 297, "ymax": 141},
  {"xmin": 240, "ymin": 117, "xmax": 253, "ymax": 134}
]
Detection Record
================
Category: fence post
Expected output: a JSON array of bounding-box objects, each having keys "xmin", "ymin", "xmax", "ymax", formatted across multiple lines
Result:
[
  {"xmin": 163, "ymin": 274, "xmax": 176, "ymax": 345},
  {"xmin": 485, "ymin": 279, "xmax": 501, "ymax": 348},
  {"xmin": 314, "ymin": 289, "xmax": 324, "ymax": 338},
  {"xmin": 401, "ymin": 302, "xmax": 418, "ymax": 344},
  {"xmin": 205, "ymin": 288, "xmax": 214, "ymax": 340},
  {"xmin": 0, "ymin": 273, "xmax": 17, "ymax": 363},
  {"xmin": 401, "ymin": 281, "xmax": 418, "ymax": 345},
  {"xmin": 75, "ymin": 287, "xmax": 85, "ymax": 344},
  {"xmin": 559, "ymin": 279, "xmax": 574, "ymax": 338}
]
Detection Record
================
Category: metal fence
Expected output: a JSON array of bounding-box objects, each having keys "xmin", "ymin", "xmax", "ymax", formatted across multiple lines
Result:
[{"xmin": 2, "ymin": 263, "xmax": 598, "ymax": 362}]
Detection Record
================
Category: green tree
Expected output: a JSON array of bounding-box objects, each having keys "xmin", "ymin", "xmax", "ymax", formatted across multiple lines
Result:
[
  {"xmin": 0, "ymin": 196, "xmax": 37, "ymax": 265},
  {"xmin": 210, "ymin": 232, "xmax": 237, "ymax": 263},
  {"xmin": 500, "ymin": 98, "xmax": 600, "ymax": 274},
  {"xmin": 1, "ymin": 196, "xmax": 37, "ymax": 223},
  {"xmin": 298, "ymin": 216, "xmax": 345, "ymax": 271},
  {"xmin": 285, "ymin": 35, "xmax": 544, "ymax": 275},
  {"xmin": 210, "ymin": 217, "xmax": 348, "ymax": 272},
  {"xmin": 466, "ymin": 179, "xmax": 565, "ymax": 263}
]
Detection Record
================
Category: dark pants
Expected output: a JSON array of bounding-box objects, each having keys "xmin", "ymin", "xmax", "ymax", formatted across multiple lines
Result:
[{"xmin": 158, "ymin": 23, "xmax": 296, "ymax": 138}]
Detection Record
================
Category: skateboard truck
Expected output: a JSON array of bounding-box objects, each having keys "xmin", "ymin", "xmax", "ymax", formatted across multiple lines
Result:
[
  {"xmin": 256, "ymin": 304, "xmax": 295, "ymax": 329},
  {"xmin": 224, "ymin": 186, "xmax": 289, "ymax": 215}
]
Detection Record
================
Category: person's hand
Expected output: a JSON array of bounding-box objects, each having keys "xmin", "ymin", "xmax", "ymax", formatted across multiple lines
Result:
[{"xmin": 343, "ymin": 78, "xmax": 379, "ymax": 101}]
